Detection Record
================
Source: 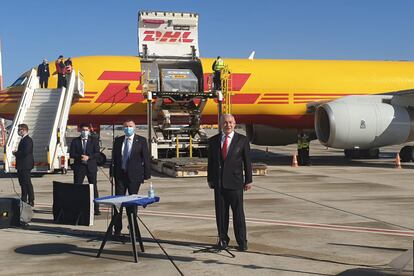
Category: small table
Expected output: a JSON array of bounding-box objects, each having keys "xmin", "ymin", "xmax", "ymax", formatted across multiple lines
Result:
[{"xmin": 94, "ymin": 195, "xmax": 160, "ymax": 263}]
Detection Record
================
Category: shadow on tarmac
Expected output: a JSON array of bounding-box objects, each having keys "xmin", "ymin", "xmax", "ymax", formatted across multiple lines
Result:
[
  {"xmin": 12, "ymin": 224, "xmax": 410, "ymax": 274},
  {"xmin": 14, "ymin": 242, "xmax": 196, "ymax": 263},
  {"xmin": 336, "ymin": 268, "xmax": 406, "ymax": 275},
  {"xmin": 141, "ymin": 237, "xmax": 400, "ymax": 273}
]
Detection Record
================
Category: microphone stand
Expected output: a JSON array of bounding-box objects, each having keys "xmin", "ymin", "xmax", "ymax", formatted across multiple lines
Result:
[
  {"xmin": 193, "ymin": 90, "xmax": 235, "ymax": 257},
  {"xmin": 109, "ymin": 125, "xmax": 115, "ymax": 232}
]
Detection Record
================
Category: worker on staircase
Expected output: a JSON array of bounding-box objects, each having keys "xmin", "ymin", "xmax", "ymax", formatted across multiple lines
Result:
[{"xmin": 212, "ymin": 56, "xmax": 225, "ymax": 90}]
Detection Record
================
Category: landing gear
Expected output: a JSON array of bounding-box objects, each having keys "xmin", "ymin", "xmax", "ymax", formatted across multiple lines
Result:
[
  {"xmin": 399, "ymin": 146, "xmax": 413, "ymax": 162},
  {"xmin": 344, "ymin": 148, "xmax": 379, "ymax": 159}
]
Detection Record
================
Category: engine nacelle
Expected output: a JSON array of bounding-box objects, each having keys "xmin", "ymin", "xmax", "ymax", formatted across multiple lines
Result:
[
  {"xmin": 245, "ymin": 124, "xmax": 299, "ymax": 146},
  {"xmin": 315, "ymin": 95, "xmax": 414, "ymax": 149}
]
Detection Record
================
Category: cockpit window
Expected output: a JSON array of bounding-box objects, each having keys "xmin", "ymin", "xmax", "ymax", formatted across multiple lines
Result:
[{"xmin": 10, "ymin": 76, "xmax": 28, "ymax": 87}]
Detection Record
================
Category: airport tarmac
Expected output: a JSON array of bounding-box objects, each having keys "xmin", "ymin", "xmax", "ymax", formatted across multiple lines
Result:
[{"xmin": 0, "ymin": 130, "xmax": 414, "ymax": 275}]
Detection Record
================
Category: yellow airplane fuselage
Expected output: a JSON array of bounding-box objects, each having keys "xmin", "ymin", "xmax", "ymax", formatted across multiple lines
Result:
[{"xmin": 1, "ymin": 56, "xmax": 414, "ymax": 129}]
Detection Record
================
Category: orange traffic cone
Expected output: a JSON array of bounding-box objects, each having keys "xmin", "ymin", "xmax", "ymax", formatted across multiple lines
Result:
[
  {"xmin": 292, "ymin": 154, "xmax": 298, "ymax": 167},
  {"xmin": 395, "ymin": 154, "xmax": 402, "ymax": 169}
]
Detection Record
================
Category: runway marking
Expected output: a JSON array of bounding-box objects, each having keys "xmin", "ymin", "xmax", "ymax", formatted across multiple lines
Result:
[
  {"xmin": 139, "ymin": 210, "xmax": 414, "ymax": 238},
  {"xmin": 34, "ymin": 203, "xmax": 414, "ymax": 237}
]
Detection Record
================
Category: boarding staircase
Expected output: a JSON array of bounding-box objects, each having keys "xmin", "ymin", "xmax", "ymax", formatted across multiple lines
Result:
[{"xmin": 4, "ymin": 68, "xmax": 84, "ymax": 173}]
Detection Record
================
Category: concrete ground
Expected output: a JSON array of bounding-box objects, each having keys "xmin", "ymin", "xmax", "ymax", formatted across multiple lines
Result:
[{"xmin": 1, "ymin": 130, "xmax": 414, "ymax": 275}]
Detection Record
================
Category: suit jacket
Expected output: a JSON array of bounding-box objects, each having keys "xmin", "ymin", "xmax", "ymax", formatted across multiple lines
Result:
[
  {"xmin": 13, "ymin": 135, "xmax": 34, "ymax": 170},
  {"xmin": 70, "ymin": 136, "xmax": 100, "ymax": 172},
  {"xmin": 37, "ymin": 63, "xmax": 50, "ymax": 78},
  {"xmin": 207, "ymin": 132, "xmax": 253, "ymax": 190},
  {"xmin": 111, "ymin": 134, "xmax": 151, "ymax": 183}
]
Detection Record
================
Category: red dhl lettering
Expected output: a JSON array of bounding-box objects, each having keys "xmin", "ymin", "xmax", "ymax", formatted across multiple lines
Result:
[
  {"xmin": 143, "ymin": 31, "xmax": 194, "ymax": 43},
  {"xmin": 90, "ymin": 71, "xmax": 252, "ymax": 104}
]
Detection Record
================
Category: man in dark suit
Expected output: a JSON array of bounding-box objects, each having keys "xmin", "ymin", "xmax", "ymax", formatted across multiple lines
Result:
[
  {"xmin": 111, "ymin": 119, "xmax": 151, "ymax": 238},
  {"xmin": 207, "ymin": 114, "xmax": 253, "ymax": 252},
  {"xmin": 13, "ymin": 124, "xmax": 35, "ymax": 206},
  {"xmin": 37, "ymin": 59, "xmax": 50, "ymax": 88},
  {"xmin": 70, "ymin": 123, "xmax": 101, "ymax": 215}
]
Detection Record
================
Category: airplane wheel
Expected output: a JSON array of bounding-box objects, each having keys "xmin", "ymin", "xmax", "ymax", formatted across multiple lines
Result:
[
  {"xmin": 399, "ymin": 146, "xmax": 412, "ymax": 162},
  {"xmin": 365, "ymin": 148, "xmax": 379, "ymax": 159},
  {"xmin": 344, "ymin": 149, "xmax": 355, "ymax": 159},
  {"xmin": 344, "ymin": 149, "xmax": 363, "ymax": 159},
  {"xmin": 344, "ymin": 148, "xmax": 379, "ymax": 159}
]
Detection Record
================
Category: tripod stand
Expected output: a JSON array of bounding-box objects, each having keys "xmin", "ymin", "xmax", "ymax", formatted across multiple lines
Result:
[{"xmin": 194, "ymin": 90, "xmax": 235, "ymax": 258}]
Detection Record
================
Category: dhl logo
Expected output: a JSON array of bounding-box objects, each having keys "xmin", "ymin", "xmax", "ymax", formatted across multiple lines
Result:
[
  {"xmin": 142, "ymin": 31, "xmax": 193, "ymax": 43},
  {"xmin": 75, "ymin": 71, "xmax": 253, "ymax": 104}
]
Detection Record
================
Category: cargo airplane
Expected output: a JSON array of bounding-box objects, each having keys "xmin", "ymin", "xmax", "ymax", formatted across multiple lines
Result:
[
  {"xmin": 1, "ymin": 11, "xmax": 414, "ymax": 160},
  {"xmin": 2, "ymin": 55, "xmax": 414, "ymax": 158}
]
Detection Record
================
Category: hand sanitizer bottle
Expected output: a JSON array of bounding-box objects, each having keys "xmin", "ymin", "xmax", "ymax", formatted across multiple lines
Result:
[{"xmin": 148, "ymin": 182, "xmax": 155, "ymax": 198}]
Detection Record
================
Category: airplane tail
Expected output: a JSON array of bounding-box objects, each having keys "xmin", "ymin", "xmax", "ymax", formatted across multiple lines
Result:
[
  {"xmin": 0, "ymin": 39, "xmax": 3, "ymax": 90},
  {"xmin": 248, "ymin": 51, "xmax": 255, "ymax": 60}
]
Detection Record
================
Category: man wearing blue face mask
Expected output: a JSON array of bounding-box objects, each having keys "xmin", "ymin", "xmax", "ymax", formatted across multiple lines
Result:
[
  {"xmin": 70, "ymin": 123, "xmax": 101, "ymax": 215},
  {"xmin": 110, "ymin": 119, "xmax": 151, "ymax": 239}
]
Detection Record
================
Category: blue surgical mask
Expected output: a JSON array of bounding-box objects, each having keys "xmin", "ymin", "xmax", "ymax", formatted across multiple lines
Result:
[
  {"xmin": 81, "ymin": 130, "xmax": 89, "ymax": 138},
  {"xmin": 124, "ymin": 127, "xmax": 134, "ymax": 137}
]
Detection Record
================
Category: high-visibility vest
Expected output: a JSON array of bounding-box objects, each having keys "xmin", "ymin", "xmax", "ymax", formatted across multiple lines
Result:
[
  {"xmin": 214, "ymin": 59, "xmax": 225, "ymax": 71},
  {"xmin": 302, "ymin": 136, "xmax": 309, "ymax": 148},
  {"xmin": 297, "ymin": 136, "xmax": 303, "ymax": 149},
  {"xmin": 298, "ymin": 136, "xmax": 309, "ymax": 149}
]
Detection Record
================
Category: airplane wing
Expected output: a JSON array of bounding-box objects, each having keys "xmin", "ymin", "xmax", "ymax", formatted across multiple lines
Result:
[
  {"xmin": 383, "ymin": 88, "xmax": 414, "ymax": 96},
  {"xmin": 305, "ymin": 87, "xmax": 414, "ymax": 113}
]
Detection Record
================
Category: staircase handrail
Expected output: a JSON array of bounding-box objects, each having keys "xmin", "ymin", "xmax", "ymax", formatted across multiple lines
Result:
[
  {"xmin": 4, "ymin": 69, "xmax": 38, "ymax": 172},
  {"xmin": 47, "ymin": 85, "xmax": 68, "ymax": 172}
]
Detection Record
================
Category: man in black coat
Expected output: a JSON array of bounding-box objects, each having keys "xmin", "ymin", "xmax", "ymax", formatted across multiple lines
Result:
[
  {"xmin": 13, "ymin": 124, "xmax": 35, "ymax": 206},
  {"xmin": 37, "ymin": 59, "xmax": 50, "ymax": 88},
  {"xmin": 207, "ymin": 114, "xmax": 253, "ymax": 251},
  {"xmin": 70, "ymin": 123, "xmax": 101, "ymax": 215},
  {"xmin": 110, "ymin": 119, "xmax": 151, "ymax": 237}
]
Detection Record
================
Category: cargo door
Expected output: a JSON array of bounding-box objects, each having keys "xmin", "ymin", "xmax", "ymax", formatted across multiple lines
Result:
[{"xmin": 138, "ymin": 11, "xmax": 199, "ymax": 58}]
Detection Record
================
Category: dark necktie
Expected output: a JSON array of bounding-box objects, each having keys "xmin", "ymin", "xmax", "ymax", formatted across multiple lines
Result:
[
  {"xmin": 82, "ymin": 139, "xmax": 87, "ymax": 154},
  {"xmin": 122, "ymin": 138, "xmax": 130, "ymax": 170},
  {"xmin": 222, "ymin": 135, "xmax": 228, "ymax": 160}
]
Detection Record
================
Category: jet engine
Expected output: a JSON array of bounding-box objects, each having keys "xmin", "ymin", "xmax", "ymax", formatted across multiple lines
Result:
[{"xmin": 315, "ymin": 95, "xmax": 414, "ymax": 149}]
